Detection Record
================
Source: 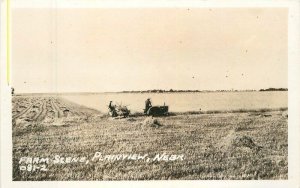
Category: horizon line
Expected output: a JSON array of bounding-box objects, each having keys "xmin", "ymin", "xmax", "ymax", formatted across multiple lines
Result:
[{"xmin": 13, "ymin": 87, "xmax": 288, "ymax": 95}]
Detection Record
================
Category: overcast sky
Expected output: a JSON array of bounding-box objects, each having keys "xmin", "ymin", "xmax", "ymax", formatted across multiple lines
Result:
[{"xmin": 12, "ymin": 8, "xmax": 287, "ymax": 93}]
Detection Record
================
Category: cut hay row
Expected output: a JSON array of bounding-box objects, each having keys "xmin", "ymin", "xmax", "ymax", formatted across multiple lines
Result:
[
  {"xmin": 52, "ymin": 98, "xmax": 78, "ymax": 117},
  {"xmin": 35, "ymin": 99, "xmax": 48, "ymax": 122},
  {"xmin": 54, "ymin": 99, "xmax": 74, "ymax": 117},
  {"xmin": 12, "ymin": 96, "xmax": 95, "ymax": 126},
  {"xmin": 54, "ymin": 98, "xmax": 71, "ymax": 118},
  {"xmin": 50, "ymin": 97, "xmax": 63, "ymax": 118},
  {"xmin": 45, "ymin": 99, "xmax": 56, "ymax": 119},
  {"xmin": 32, "ymin": 99, "xmax": 45, "ymax": 120},
  {"xmin": 12, "ymin": 103, "xmax": 34, "ymax": 120}
]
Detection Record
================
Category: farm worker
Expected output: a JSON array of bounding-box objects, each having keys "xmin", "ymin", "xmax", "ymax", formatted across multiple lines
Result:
[
  {"xmin": 144, "ymin": 98, "xmax": 152, "ymax": 113},
  {"xmin": 108, "ymin": 101, "xmax": 117, "ymax": 117}
]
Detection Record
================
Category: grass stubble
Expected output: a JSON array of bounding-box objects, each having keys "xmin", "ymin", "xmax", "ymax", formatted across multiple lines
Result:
[{"xmin": 12, "ymin": 96, "xmax": 288, "ymax": 180}]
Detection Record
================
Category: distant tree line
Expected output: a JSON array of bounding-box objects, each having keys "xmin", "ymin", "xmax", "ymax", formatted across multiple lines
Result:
[
  {"xmin": 121, "ymin": 89, "xmax": 202, "ymax": 93},
  {"xmin": 120, "ymin": 89, "xmax": 258, "ymax": 93},
  {"xmin": 259, "ymin": 88, "xmax": 288, "ymax": 92},
  {"xmin": 121, "ymin": 88, "xmax": 287, "ymax": 93}
]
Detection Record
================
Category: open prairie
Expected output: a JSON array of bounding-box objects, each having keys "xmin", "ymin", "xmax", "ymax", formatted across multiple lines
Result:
[{"xmin": 12, "ymin": 95, "xmax": 288, "ymax": 180}]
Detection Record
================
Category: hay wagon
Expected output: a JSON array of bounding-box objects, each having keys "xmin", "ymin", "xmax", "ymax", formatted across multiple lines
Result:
[{"xmin": 109, "ymin": 105, "xmax": 130, "ymax": 118}]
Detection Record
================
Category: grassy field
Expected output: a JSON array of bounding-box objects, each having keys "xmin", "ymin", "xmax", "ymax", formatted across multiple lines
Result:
[{"xmin": 12, "ymin": 96, "xmax": 288, "ymax": 180}]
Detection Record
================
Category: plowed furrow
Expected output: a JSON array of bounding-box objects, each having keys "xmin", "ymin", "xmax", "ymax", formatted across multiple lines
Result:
[
  {"xmin": 34, "ymin": 99, "xmax": 47, "ymax": 122},
  {"xmin": 50, "ymin": 98, "xmax": 59, "ymax": 118},
  {"xmin": 12, "ymin": 104, "xmax": 34, "ymax": 120},
  {"xmin": 50, "ymin": 98, "xmax": 63, "ymax": 118}
]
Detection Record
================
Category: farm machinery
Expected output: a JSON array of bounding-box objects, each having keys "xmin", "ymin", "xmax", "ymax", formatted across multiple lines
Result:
[
  {"xmin": 108, "ymin": 101, "xmax": 130, "ymax": 118},
  {"xmin": 144, "ymin": 105, "xmax": 169, "ymax": 116},
  {"xmin": 144, "ymin": 99, "xmax": 169, "ymax": 116},
  {"xmin": 108, "ymin": 99, "xmax": 169, "ymax": 118}
]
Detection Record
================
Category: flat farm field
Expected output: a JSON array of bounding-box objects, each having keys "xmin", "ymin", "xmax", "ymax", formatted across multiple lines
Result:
[{"xmin": 12, "ymin": 96, "xmax": 288, "ymax": 180}]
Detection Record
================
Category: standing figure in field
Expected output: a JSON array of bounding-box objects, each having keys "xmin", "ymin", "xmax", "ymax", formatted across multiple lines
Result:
[
  {"xmin": 11, "ymin": 87, "xmax": 15, "ymax": 95},
  {"xmin": 108, "ymin": 101, "xmax": 117, "ymax": 117},
  {"xmin": 144, "ymin": 98, "xmax": 152, "ymax": 114}
]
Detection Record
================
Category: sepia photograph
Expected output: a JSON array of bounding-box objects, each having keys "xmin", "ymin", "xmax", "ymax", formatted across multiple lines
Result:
[{"xmin": 1, "ymin": 0, "xmax": 299, "ymax": 185}]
